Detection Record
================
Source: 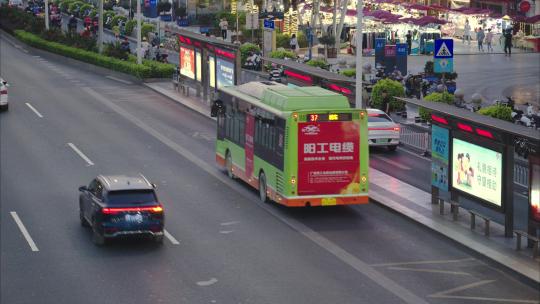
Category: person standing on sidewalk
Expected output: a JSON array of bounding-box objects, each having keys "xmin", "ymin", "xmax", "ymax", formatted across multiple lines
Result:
[
  {"xmin": 485, "ymin": 28, "xmax": 494, "ymax": 52},
  {"xmin": 463, "ymin": 19, "xmax": 471, "ymax": 45},
  {"xmin": 476, "ymin": 27, "xmax": 485, "ymax": 52},
  {"xmin": 406, "ymin": 30, "xmax": 412, "ymax": 55},
  {"xmin": 503, "ymin": 28, "xmax": 513, "ymax": 56},
  {"xmin": 289, "ymin": 34, "xmax": 299, "ymax": 56},
  {"xmin": 219, "ymin": 18, "xmax": 228, "ymax": 40}
]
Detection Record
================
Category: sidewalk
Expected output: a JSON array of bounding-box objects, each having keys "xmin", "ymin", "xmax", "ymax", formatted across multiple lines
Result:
[{"xmin": 145, "ymin": 79, "xmax": 540, "ymax": 284}]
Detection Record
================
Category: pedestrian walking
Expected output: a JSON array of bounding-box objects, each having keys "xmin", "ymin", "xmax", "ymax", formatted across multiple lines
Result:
[
  {"xmin": 463, "ymin": 19, "xmax": 471, "ymax": 45},
  {"xmin": 485, "ymin": 28, "xmax": 494, "ymax": 52},
  {"xmin": 406, "ymin": 30, "xmax": 412, "ymax": 55},
  {"xmin": 503, "ymin": 28, "xmax": 513, "ymax": 56},
  {"xmin": 476, "ymin": 27, "xmax": 485, "ymax": 52},
  {"xmin": 289, "ymin": 34, "xmax": 299, "ymax": 55},
  {"xmin": 219, "ymin": 18, "xmax": 228, "ymax": 40}
]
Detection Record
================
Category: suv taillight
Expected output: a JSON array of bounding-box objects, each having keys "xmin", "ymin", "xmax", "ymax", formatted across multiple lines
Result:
[{"xmin": 102, "ymin": 205, "xmax": 163, "ymax": 214}]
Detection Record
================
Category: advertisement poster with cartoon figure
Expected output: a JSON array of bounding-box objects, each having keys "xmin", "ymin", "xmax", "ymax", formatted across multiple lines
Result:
[
  {"xmin": 431, "ymin": 125, "xmax": 449, "ymax": 191},
  {"xmin": 452, "ymin": 138, "xmax": 503, "ymax": 207},
  {"xmin": 180, "ymin": 47, "xmax": 195, "ymax": 79}
]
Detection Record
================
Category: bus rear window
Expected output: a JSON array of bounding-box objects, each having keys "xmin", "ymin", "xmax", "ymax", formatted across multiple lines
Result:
[
  {"xmin": 368, "ymin": 114, "xmax": 392, "ymax": 123},
  {"xmin": 107, "ymin": 190, "xmax": 157, "ymax": 205}
]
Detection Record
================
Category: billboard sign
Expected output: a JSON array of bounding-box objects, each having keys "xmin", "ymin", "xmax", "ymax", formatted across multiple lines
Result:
[
  {"xmin": 431, "ymin": 125, "xmax": 449, "ymax": 191},
  {"xmin": 452, "ymin": 138, "xmax": 503, "ymax": 207},
  {"xmin": 180, "ymin": 47, "xmax": 195, "ymax": 79},
  {"xmin": 217, "ymin": 58, "xmax": 234, "ymax": 88},
  {"xmin": 530, "ymin": 160, "xmax": 540, "ymax": 222},
  {"xmin": 297, "ymin": 121, "xmax": 360, "ymax": 196}
]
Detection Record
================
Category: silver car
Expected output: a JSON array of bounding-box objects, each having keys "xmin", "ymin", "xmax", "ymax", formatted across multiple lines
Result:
[{"xmin": 367, "ymin": 108, "xmax": 400, "ymax": 151}]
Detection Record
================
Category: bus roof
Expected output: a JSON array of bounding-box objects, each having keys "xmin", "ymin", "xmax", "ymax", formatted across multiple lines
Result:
[{"xmin": 221, "ymin": 82, "xmax": 351, "ymax": 113}]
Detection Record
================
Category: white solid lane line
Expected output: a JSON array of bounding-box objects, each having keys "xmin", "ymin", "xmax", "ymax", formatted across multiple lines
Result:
[
  {"xmin": 372, "ymin": 154, "xmax": 412, "ymax": 171},
  {"xmin": 10, "ymin": 212, "xmax": 39, "ymax": 252},
  {"xmin": 164, "ymin": 229, "xmax": 180, "ymax": 245},
  {"xmin": 25, "ymin": 103, "xmax": 43, "ymax": 118},
  {"xmin": 67, "ymin": 143, "xmax": 94, "ymax": 166}
]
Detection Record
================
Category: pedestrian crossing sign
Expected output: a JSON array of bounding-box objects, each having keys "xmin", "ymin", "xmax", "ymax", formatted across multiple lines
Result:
[{"xmin": 434, "ymin": 39, "xmax": 453, "ymax": 58}]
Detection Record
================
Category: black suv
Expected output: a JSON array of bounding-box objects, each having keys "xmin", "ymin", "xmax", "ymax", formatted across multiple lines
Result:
[{"xmin": 79, "ymin": 175, "xmax": 164, "ymax": 245}]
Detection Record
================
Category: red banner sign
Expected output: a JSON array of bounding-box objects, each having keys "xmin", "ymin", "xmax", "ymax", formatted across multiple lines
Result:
[{"xmin": 297, "ymin": 121, "xmax": 360, "ymax": 196}]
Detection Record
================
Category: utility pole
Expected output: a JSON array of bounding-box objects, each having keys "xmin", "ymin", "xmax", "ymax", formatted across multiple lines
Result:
[
  {"xmin": 137, "ymin": 0, "xmax": 142, "ymax": 64},
  {"xmin": 45, "ymin": 0, "xmax": 49, "ymax": 30},
  {"xmin": 98, "ymin": 0, "xmax": 104, "ymax": 53},
  {"xmin": 355, "ymin": 0, "xmax": 364, "ymax": 109}
]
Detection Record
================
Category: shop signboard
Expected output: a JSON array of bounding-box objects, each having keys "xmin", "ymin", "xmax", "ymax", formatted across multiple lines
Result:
[
  {"xmin": 297, "ymin": 121, "xmax": 361, "ymax": 196},
  {"xmin": 217, "ymin": 58, "xmax": 234, "ymax": 88},
  {"xmin": 431, "ymin": 125, "xmax": 449, "ymax": 191},
  {"xmin": 451, "ymin": 138, "xmax": 503, "ymax": 208},
  {"xmin": 179, "ymin": 47, "xmax": 195, "ymax": 79}
]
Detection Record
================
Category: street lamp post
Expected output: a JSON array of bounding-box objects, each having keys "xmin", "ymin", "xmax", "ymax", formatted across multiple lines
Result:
[
  {"xmin": 137, "ymin": 0, "xmax": 142, "ymax": 64},
  {"xmin": 98, "ymin": 0, "xmax": 104, "ymax": 53},
  {"xmin": 45, "ymin": 0, "xmax": 50, "ymax": 30},
  {"xmin": 355, "ymin": 0, "xmax": 364, "ymax": 109}
]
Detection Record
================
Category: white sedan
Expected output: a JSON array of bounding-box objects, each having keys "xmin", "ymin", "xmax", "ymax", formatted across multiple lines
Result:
[
  {"xmin": 367, "ymin": 108, "xmax": 400, "ymax": 151},
  {"xmin": 0, "ymin": 78, "xmax": 8, "ymax": 111}
]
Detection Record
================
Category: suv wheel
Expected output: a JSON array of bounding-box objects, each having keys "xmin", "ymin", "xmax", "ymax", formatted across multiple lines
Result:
[
  {"xmin": 92, "ymin": 228, "xmax": 106, "ymax": 246},
  {"xmin": 79, "ymin": 210, "xmax": 89, "ymax": 227}
]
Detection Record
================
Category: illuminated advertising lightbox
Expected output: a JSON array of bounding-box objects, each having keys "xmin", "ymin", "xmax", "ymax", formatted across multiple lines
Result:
[
  {"xmin": 196, "ymin": 50, "xmax": 202, "ymax": 81},
  {"xmin": 431, "ymin": 125, "xmax": 449, "ymax": 191},
  {"xmin": 452, "ymin": 138, "xmax": 502, "ymax": 207},
  {"xmin": 217, "ymin": 58, "xmax": 234, "ymax": 88},
  {"xmin": 531, "ymin": 162, "xmax": 540, "ymax": 222},
  {"xmin": 297, "ymin": 121, "xmax": 360, "ymax": 196},
  {"xmin": 180, "ymin": 47, "xmax": 195, "ymax": 79},
  {"xmin": 209, "ymin": 56, "xmax": 216, "ymax": 88}
]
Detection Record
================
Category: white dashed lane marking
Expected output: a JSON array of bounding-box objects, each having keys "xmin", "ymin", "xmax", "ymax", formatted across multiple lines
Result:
[{"xmin": 10, "ymin": 212, "xmax": 39, "ymax": 252}]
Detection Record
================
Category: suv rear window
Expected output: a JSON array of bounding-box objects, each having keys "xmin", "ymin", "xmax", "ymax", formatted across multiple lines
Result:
[
  {"xmin": 106, "ymin": 190, "xmax": 157, "ymax": 205},
  {"xmin": 368, "ymin": 113, "xmax": 392, "ymax": 123}
]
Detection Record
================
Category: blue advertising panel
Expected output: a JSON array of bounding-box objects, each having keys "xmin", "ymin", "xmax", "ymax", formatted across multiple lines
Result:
[
  {"xmin": 217, "ymin": 58, "xmax": 234, "ymax": 89},
  {"xmin": 375, "ymin": 38, "xmax": 386, "ymax": 68},
  {"xmin": 431, "ymin": 125, "xmax": 449, "ymax": 191},
  {"xmin": 434, "ymin": 39, "xmax": 453, "ymax": 58},
  {"xmin": 434, "ymin": 58, "xmax": 454, "ymax": 73},
  {"xmin": 395, "ymin": 43, "xmax": 408, "ymax": 76},
  {"xmin": 396, "ymin": 43, "xmax": 407, "ymax": 56}
]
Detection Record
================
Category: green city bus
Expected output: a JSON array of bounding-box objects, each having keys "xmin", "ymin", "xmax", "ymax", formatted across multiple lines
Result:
[{"xmin": 213, "ymin": 82, "xmax": 369, "ymax": 207}]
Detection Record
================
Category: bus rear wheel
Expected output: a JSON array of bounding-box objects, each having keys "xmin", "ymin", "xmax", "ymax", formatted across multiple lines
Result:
[
  {"xmin": 226, "ymin": 151, "xmax": 235, "ymax": 179},
  {"xmin": 259, "ymin": 172, "xmax": 268, "ymax": 203}
]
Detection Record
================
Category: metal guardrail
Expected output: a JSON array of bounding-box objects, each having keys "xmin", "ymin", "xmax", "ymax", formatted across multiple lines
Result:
[{"xmin": 398, "ymin": 123, "xmax": 529, "ymax": 189}]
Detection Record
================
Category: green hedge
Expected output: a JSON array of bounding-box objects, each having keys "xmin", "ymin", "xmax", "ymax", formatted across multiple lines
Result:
[
  {"xmin": 124, "ymin": 19, "xmax": 137, "ymax": 36},
  {"xmin": 306, "ymin": 59, "xmax": 328, "ymax": 69},
  {"xmin": 141, "ymin": 23, "xmax": 155, "ymax": 40},
  {"xmin": 419, "ymin": 92, "xmax": 454, "ymax": 121},
  {"xmin": 478, "ymin": 104, "xmax": 512, "ymax": 122},
  {"xmin": 371, "ymin": 79, "xmax": 405, "ymax": 112},
  {"xmin": 15, "ymin": 30, "xmax": 152, "ymax": 78},
  {"xmin": 269, "ymin": 49, "xmax": 296, "ymax": 59},
  {"xmin": 340, "ymin": 69, "xmax": 356, "ymax": 78}
]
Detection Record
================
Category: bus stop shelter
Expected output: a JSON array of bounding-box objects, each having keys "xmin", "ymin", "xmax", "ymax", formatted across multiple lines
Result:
[
  {"xmin": 262, "ymin": 57, "xmax": 360, "ymax": 105},
  {"xmin": 399, "ymin": 98, "xmax": 540, "ymax": 239},
  {"xmin": 175, "ymin": 29, "xmax": 241, "ymax": 102}
]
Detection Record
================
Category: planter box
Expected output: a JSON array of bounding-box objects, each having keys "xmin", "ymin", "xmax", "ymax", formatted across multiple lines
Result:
[{"xmin": 317, "ymin": 47, "xmax": 338, "ymax": 58}]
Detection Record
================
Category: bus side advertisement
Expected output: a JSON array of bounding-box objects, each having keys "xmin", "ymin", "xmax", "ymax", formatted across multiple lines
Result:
[{"xmin": 297, "ymin": 120, "xmax": 361, "ymax": 196}]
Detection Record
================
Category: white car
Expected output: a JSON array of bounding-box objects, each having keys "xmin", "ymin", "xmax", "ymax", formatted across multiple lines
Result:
[
  {"xmin": 0, "ymin": 78, "xmax": 8, "ymax": 111},
  {"xmin": 367, "ymin": 108, "xmax": 400, "ymax": 151}
]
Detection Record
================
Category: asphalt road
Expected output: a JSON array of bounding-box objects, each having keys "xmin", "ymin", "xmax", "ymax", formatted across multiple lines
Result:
[{"xmin": 1, "ymin": 33, "xmax": 539, "ymax": 304}]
